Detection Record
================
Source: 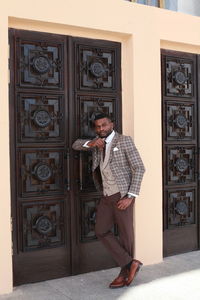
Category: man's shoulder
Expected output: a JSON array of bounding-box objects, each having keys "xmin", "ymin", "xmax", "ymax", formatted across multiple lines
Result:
[{"xmin": 116, "ymin": 132, "xmax": 133, "ymax": 142}]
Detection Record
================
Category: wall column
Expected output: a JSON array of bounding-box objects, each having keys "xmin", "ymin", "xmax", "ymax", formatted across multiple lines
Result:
[
  {"xmin": 0, "ymin": 16, "xmax": 13, "ymax": 294},
  {"xmin": 133, "ymin": 33, "xmax": 163, "ymax": 264}
]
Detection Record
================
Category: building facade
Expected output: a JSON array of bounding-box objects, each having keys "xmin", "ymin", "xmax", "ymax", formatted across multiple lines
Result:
[{"xmin": 1, "ymin": 0, "xmax": 200, "ymax": 294}]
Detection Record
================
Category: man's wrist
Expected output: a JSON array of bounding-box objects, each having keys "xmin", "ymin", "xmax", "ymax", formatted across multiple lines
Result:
[
  {"xmin": 87, "ymin": 141, "xmax": 94, "ymax": 147},
  {"xmin": 127, "ymin": 194, "xmax": 135, "ymax": 199},
  {"xmin": 83, "ymin": 141, "xmax": 91, "ymax": 148},
  {"xmin": 83, "ymin": 140, "xmax": 95, "ymax": 148},
  {"xmin": 128, "ymin": 192, "xmax": 138, "ymax": 198}
]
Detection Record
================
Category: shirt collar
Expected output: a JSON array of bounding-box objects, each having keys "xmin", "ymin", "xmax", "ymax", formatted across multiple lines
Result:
[{"xmin": 105, "ymin": 130, "xmax": 115, "ymax": 144}]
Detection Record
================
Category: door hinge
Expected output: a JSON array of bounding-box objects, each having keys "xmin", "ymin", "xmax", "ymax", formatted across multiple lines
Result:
[{"xmin": 64, "ymin": 148, "xmax": 70, "ymax": 191}]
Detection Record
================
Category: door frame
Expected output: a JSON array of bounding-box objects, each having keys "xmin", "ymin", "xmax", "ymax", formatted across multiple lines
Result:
[
  {"xmin": 9, "ymin": 28, "xmax": 122, "ymax": 284},
  {"xmin": 161, "ymin": 48, "xmax": 200, "ymax": 256}
]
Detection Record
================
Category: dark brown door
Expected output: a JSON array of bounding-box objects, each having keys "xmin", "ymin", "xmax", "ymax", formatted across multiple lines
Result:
[
  {"xmin": 161, "ymin": 49, "xmax": 200, "ymax": 256},
  {"xmin": 69, "ymin": 37, "xmax": 121, "ymax": 274},
  {"xmin": 9, "ymin": 29, "xmax": 121, "ymax": 285}
]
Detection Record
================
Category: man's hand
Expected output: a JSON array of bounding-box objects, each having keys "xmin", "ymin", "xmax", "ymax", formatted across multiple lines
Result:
[
  {"xmin": 88, "ymin": 138, "xmax": 105, "ymax": 150},
  {"xmin": 117, "ymin": 197, "xmax": 135, "ymax": 210}
]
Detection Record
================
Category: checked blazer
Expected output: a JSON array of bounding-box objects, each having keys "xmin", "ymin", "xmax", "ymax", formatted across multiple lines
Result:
[{"xmin": 72, "ymin": 132, "xmax": 145, "ymax": 198}]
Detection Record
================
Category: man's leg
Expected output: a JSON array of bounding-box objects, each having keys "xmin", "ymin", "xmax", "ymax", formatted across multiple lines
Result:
[
  {"xmin": 95, "ymin": 193, "xmax": 132, "ymax": 288},
  {"xmin": 113, "ymin": 200, "xmax": 134, "ymax": 259},
  {"xmin": 95, "ymin": 195, "xmax": 114, "ymax": 245},
  {"xmin": 113, "ymin": 200, "xmax": 142, "ymax": 286},
  {"xmin": 95, "ymin": 193, "xmax": 133, "ymax": 268}
]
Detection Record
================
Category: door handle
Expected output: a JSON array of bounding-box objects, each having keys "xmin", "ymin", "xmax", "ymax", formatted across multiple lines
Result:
[
  {"xmin": 64, "ymin": 149, "xmax": 70, "ymax": 191},
  {"xmin": 79, "ymin": 152, "xmax": 83, "ymax": 191}
]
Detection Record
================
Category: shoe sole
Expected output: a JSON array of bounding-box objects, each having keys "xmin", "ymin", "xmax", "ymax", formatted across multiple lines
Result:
[{"xmin": 109, "ymin": 284, "xmax": 126, "ymax": 289}]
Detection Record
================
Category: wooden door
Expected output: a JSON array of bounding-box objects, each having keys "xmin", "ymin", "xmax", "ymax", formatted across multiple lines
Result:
[
  {"xmin": 9, "ymin": 29, "xmax": 121, "ymax": 285},
  {"xmin": 161, "ymin": 49, "xmax": 200, "ymax": 256},
  {"xmin": 69, "ymin": 37, "xmax": 121, "ymax": 274}
]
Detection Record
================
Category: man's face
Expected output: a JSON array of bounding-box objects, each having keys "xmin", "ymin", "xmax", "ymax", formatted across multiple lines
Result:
[{"xmin": 94, "ymin": 117, "xmax": 114, "ymax": 138}]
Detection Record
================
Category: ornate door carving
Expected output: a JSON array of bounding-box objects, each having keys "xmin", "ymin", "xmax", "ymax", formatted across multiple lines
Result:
[
  {"xmin": 9, "ymin": 29, "xmax": 70, "ymax": 285},
  {"xmin": 161, "ymin": 50, "xmax": 199, "ymax": 256},
  {"xmin": 70, "ymin": 37, "xmax": 121, "ymax": 273},
  {"xmin": 9, "ymin": 29, "xmax": 121, "ymax": 284}
]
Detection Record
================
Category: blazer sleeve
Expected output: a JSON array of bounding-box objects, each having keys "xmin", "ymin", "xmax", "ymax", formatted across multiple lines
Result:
[
  {"xmin": 72, "ymin": 139, "xmax": 93, "ymax": 151},
  {"xmin": 124, "ymin": 136, "xmax": 145, "ymax": 196}
]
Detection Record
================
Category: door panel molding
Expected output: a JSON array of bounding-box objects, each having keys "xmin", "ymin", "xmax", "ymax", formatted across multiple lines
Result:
[
  {"xmin": 9, "ymin": 28, "xmax": 70, "ymax": 285},
  {"xmin": 161, "ymin": 49, "xmax": 199, "ymax": 256},
  {"xmin": 70, "ymin": 36, "xmax": 121, "ymax": 274},
  {"xmin": 9, "ymin": 29, "xmax": 122, "ymax": 284}
]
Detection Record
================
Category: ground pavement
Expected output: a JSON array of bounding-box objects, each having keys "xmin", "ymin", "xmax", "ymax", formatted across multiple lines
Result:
[{"xmin": 1, "ymin": 250, "xmax": 200, "ymax": 300}]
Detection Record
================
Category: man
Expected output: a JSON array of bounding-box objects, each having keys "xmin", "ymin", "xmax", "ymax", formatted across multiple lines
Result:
[{"xmin": 72, "ymin": 113, "xmax": 145, "ymax": 288}]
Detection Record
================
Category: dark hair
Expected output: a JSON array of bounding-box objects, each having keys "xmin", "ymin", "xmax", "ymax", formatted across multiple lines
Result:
[{"xmin": 93, "ymin": 113, "xmax": 113, "ymax": 122}]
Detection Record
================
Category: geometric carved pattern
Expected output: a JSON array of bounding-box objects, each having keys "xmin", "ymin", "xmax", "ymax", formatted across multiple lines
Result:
[
  {"xmin": 18, "ymin": 41, "xmax": 63, "ymax": 88},
  {"xmin": 17, "ymin": 94, "xmax": 64, "ymax": 142},
  {"xmin": 162, "ymin": 50, "xmax": 198, "ymax": 256},
  {"xmin": 166, "ymin": 102, "xmax": 194, "ymax": 140},
  {"xmin": 168, "ymin": 189, "xmax": 195, "ymax": 228},
  {"xmin": 80, "ymin": 198, "xmax": 118, "ymax": 242},
  {"xmin": 165, "ymin": 57, "xmax": 193, "ymax": 97},
  {"xmin": 81, "ymin": 198, "xmax": 98, "ymax": 241},
  {"xmin": 22, "ymin": 202, "xmax": 64, "ymax": 251},
  {"xmin": 78, "ymin": 96, "xmax": 115, "ymax": 138},
  {"xmin": 11, "ymin": 30, "xmax": 122, "ymax": 274},
  {"xmin": 77, "ymin": 45, "xmax": 116, "ymax": 91},
  {"xmin": 79, "ymin": 152, "xmax": 95, "ymax": 191},
  {"xmin": 75, "ymin": 39, "xmax": 121, "ymax": 245},
  {"xmin": 167, "ymin": 146, "xmax": 195, "ymax": 184},
  {"xmin": 19, "ymin": 149, "xmax": 64, "ymax": 197},
  {"xmin": 34, "ymin": 163, "xmax": 52, "ymax": 181}
]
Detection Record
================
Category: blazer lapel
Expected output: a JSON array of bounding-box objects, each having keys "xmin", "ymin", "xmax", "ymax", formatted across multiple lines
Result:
[
  {"xmin": 101, "ymin": 146, "xmax": 109, "ymax": 170},
  {"xmin": 93, "ymin": 132, "xmax": 120, "ymax": 170},
  {"xmin": 93, "ymin": 147, "xmax": 101, "ymax": 171},
  {"xmin": 108, "ymin": 132, "xmax": 120, "ymax": 164}
]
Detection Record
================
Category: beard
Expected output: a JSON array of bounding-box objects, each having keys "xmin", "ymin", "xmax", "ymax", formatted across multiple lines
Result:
[{"xmin": 99, "ymin": 129, "xmax": 113, "ymax": 138}]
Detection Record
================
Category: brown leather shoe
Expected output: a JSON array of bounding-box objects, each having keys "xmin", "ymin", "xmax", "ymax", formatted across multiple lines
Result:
[
  {"xmin": 109, "ymin": 275, "xmax": 127, "ymax": 289},
  {"xmin": 109, "ymin": 268, "xmax": 128, "ymax": 289},
  {"xmin": 126, "ymin": 259, "xmax": 143, "ymax": 286}
]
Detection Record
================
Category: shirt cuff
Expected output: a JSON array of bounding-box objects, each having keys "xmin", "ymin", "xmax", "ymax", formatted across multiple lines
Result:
[
  {"xmin": 83, "ymin": 141, "xmax": 91, "ymax": 148},
  {"xmin": 128, "ymin": 192, "xmax": 138, "ymax": 198}
]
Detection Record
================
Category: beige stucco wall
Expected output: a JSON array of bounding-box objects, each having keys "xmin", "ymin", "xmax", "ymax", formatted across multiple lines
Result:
[{"xmin": 1, "ymin": 0, "xmax": 200, "ymax": 294}]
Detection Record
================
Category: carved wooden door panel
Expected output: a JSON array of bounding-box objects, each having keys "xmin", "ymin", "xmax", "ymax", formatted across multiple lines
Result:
[
  {"xmin": 9, "ymin": 29, "xmax": 70, "ymax": 285},
  {"xmin": 161, "ymin": 49, "xmax": 200, "ymax": 256},
  {"xmin": 9, "ymin": 29, "xmax": 121, "ymax": 284},
  {"xmin": 70, "ymin": 37, "xmax": 121, "ymax": 274}
]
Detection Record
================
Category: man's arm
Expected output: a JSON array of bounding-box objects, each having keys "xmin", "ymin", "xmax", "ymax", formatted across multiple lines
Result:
[
  {"xmin": 72, "ymin": 138, "xmax": 105, "ymax": 151},
  {"xmin": 117, "ymin": 136, "xmax": 145, "ymax": 210},
  {"xmin": 72, "ymin": 139, "xmax": 92, "ymax": 151},
  {"xmin": 124, "ymin": 136, "xmax": 145, "ymax": 196}
]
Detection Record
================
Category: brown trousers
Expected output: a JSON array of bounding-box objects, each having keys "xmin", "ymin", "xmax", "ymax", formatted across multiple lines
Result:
[{"xmin": 95, "ymin": 192, "xmax": 134, "ymax": 267}]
